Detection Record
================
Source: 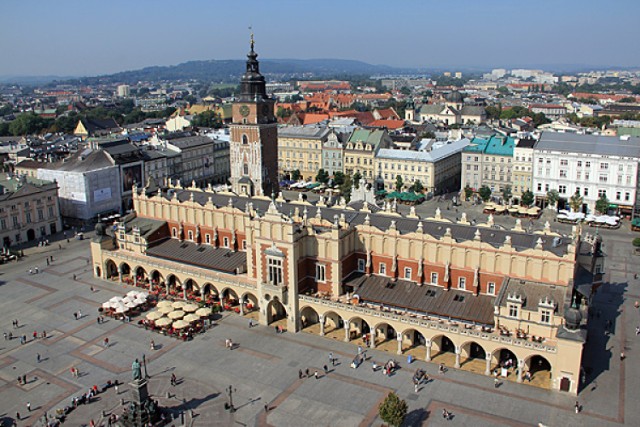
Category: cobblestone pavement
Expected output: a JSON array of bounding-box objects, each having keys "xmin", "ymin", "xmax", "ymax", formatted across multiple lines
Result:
[{"xmin": 0, "ymin": 209, "xmax": 638, "ymax": 426}]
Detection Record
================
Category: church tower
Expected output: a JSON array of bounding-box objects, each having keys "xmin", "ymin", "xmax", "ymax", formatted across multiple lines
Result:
[{"xmin": 229, "ymin": 34, "xmax": 278, "ymax": 196}]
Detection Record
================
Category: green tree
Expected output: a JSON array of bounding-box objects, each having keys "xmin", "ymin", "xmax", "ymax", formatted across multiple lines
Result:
[
  {"xmin": 332, "ymin": 171, "xmax": 345, "ymax": 187},
  {"xmin": 595, "ymin": 194, "xmax": 609, "ymax": 214},
  {"xmin": 633, "ymin": 237, "xmax": 640, "ymax": 247},
  {"xmin": 412, "ymin": 180, "xmax": 423, "ymax": 193},
  {"xmin": 395, "ymin": 175, "xmax": 404, "ymax": 191},
  {"xmin": 315, "ymin": 168, "xmax": 329, "ymax": 184},
  {"xmin": 399, "ymin": 86, "xmax": 411, "ymax": 96},
  {"xmin": 353, "ymin": 171, "xmax": 362, "ymax": 189},
  {"xmin": 191, "ymin": 110, "xmax": 222, "ymax": 128},
  {"xmin": 497, "ymin": 86, "xmax": 510, "ymax": 95},
  {"xmin": 9, "ymin": 112, "xmax": 52, "ymax": 136},
  {"xmin": 378, "ymin": 392, "xmax": 407, "ymax": 427},
  {"xmin": 546, "ymin": 189, "xmax": 560, "ymax": 207},
  {"xmin": 340, "ymin": 175, "xmax": 353, "ymax": 202},
  {"xmin": 485, "ymin": 105, "xmax": 501, "ymax": 120},
  {"xmin": 478, "ymin": 185, "xmax": 492, "ymax": 202},
  {"xmin": 618, "ymin": 97, "xmax": 636, "ymax": 103},
  {"xmin": 0, "ymin": 122, "xmax": 9, "ymax": 136},
  {"xmin": 521, "ymin": 190, "xmax": 535, "ymax": 207},
  {"xmin": 291, "ymin": 169, "xmax": 301, "ymax": 181},
  {"xmin": 569, "ymin": 191, "xmax": 584, "ymax": 213},
  {"xmin": 463, "ymin": 185, "xmax": 473, "ymax": 201},
  {"xmin": 501, "ymin": 185, "xmax": 512, "ymax": 203}
]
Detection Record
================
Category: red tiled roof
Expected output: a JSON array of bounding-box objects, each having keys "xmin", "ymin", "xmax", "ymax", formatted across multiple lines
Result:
[{"xmin": 369, "ymin": 119, "xmax": 405, "ymax": 129}]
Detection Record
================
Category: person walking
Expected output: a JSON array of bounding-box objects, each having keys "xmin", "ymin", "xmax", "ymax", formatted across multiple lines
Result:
[
  {"xmin": 26, "ymin": 402, "xmax": 31, "ymax": 412},
  {"xmin": 323, "ymin": 365, "xmax": 329, "ymax": 374},
  {"xmin": 329, "ymin": 352, "xmax": 334, "ymax": 366},
  {"xmin": 314, "ymin": 370, "xmax": 319, "ymax": 380},
  {"xmin": 494, "ymin": 377, "xmax": 500, "ymax": 388},
  {"xmin": 298, "ymin": 369, "xmax": 303, "ymax": 379},
  {"xmin": 37, "ymin": 353, "xmax": 41, "ymax": 363},
  {"xmin": 115, "ymin": 384, "xmax": 119, "ymax": 395},
  {"xmin": 574, "ymin": 401, "xmax": 580, "ymax": 414},
  {"xmin": 150, "ymin": 340, "xmax": 155, "ymax": 350},
  {"xmin": 171, "ymin": 373, "xmax": 177, "ymax": 386},
  {"xmin": 305, "ymin": 368, "xmax": 310, "ymax": 378},
  {"xmin": 103, "ymin": 337, "xmax": 109, "ymax": 348}
]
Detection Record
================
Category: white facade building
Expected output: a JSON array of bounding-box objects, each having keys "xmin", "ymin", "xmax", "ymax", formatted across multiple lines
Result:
[{"xmin": 532, "ymin": 132, "xmax": 640, "ymax": 215}]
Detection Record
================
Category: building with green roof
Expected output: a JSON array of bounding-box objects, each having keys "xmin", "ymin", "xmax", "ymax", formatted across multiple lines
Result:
[{"xmin": 461, "ymin": 135, "xmax": 516, "ymax": 195}]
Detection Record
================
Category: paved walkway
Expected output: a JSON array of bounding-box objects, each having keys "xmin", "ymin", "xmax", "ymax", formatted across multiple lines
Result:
[{"xmin": 0, "ymin": 222, "xmax": 637, "ymax": 426}]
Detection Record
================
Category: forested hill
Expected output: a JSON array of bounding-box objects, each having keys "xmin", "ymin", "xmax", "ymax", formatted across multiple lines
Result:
[{"xmin": 69, "ymin": 58, "xmax": 412, "ymax": 84}]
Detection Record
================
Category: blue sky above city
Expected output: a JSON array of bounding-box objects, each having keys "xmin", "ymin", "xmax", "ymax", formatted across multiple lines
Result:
[{"xmin": 1, "ymin": 0, "xmax": 639, "ymax": 77}]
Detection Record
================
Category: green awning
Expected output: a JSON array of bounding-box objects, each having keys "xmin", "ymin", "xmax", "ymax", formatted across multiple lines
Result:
[{"xmin": 608, "ymin": 204, "xmax": 618, "ymax": 208}]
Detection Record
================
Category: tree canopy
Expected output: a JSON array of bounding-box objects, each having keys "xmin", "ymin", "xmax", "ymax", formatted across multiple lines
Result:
[
  {"xmin": 595, "ymin": 194, "xmax": 609, "ymax": 214},
  {"xmin": 378, "ymin": 392, "xmax": 407, "ymax": 427},
  {"xmin": 521, "ymin": 190, "xmax": 534, "ymax": 206},
  {"xmin": 478, "ymin": 185, "xmax": 492, "ymax": 202}
]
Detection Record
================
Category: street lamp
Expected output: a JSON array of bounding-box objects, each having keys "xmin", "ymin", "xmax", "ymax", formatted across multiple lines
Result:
[
  {"xmin": 226, "ymin": 385, "xmax": 236, "ymax": 413},
  {"xmin": 142, "ymin": 353, "xmax": 148, "ymax": 379}
]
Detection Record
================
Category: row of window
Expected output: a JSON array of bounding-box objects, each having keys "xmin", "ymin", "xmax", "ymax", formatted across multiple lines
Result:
[
  {"xmin": 281, "ymin": 151, "xmax": 321, "ymax": 160},
  {"xmin": 379, "ymin": 163, "xmax": 428, "ymax": 173},
  {"xmin": 0, "ymin": 207, "xmax": 56, "ymax": 230},
  {"xmin": 507, "ymin": 303, "xmax": 552, "ymax": 324},
  {"xmin": 536, "ymin": 183, "xmax": 631, "ymax": 201},
  {"xmin": 170, "ymin": 227, "xmax": 247, "ymax": 250},
  {"xmin": 345, "ymin": 157, "xmax": 373, "ymax": 165},
  {"xmin": 355, "ymin": 259, "xmax": 497, "ymax": 294}
]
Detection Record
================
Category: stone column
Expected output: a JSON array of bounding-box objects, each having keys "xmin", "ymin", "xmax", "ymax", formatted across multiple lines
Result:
[
  {"xmin": 370, "ymin": 328, "xmax": 376, "ymax": 348},
  {"xmin": 134, "ymin": 275, "xmax": 138, "ymax": 287},
  {"xmin": 165, "ymin": 282, "xmax": 169, "ymax": 295},
  {"xmin": 425, "ymin": 340, "xmax": 432, "ymax": 362},
  {"xmin": 517, "ymin": 359, "xmax": 524, "ymax": 383},
  {"xmin": 454, "ymin": 347, "xmax": 461, "ymax": 369},
  {"xmin": 183, "ymin": 286, "xmax": 187, "ymax": 300},
  {"xmin": 319, "ymin": 315, "xmax": 325, "ymax": 336},
  {"xmin": 396, "ymin": 331, "xmax": 403, "ymax": 355},
  {"xmin": 118, "ymin": 268, "xmax": 123, "ymax": 283},
  {"xmin": 344, "ymin": 321, "xmax": 350, "ymax": 342},
  {"xmin": 485, "ymin": 353, "xmax": 492, "ymax": 376}
]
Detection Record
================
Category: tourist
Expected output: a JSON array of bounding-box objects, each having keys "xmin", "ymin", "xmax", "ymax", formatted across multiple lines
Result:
[
  {"xmin": 314, "ymin": 370, "xmax": 319, "ymax": 379},
  {"xmin": 298, "ymin": 369, "xmax": 303, "ymax": 379},
  {"xmin": 329, "ymin": 352, "xmax": 335, "ymax": 366},
  {"xmin": 574, "ymin": 401, "xmax": 580, "ymax": 414}
]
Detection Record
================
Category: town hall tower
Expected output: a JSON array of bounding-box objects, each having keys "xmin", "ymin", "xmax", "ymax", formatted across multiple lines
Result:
[{"xmin": 229, "ymin": 34, "xmax": 278, "ymax": 196}]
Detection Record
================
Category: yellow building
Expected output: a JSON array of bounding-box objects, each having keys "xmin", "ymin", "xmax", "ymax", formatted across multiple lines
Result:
[
  {"xmin": 91, "ymin": 182, "xmax": 600, "ymax": 395},
  {"xmin": 344, "ymin": 129, "xmax": 391, "ymax": 180},
  {"xmin": 375, "ymin": 139, "xmax": 468, "ymax": 193},
  {"xmin": 278, "ymin": 127, "xmax": 329, "ymax": 180},
  {"xmin": 512, "ymin": 138, "xmax": 535, "ymax": 198}
]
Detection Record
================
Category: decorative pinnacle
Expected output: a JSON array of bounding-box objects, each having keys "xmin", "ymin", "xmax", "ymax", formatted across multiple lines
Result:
[{"xmin": 249, "ymin": 26, "xmax": 254, "ymax": 50}]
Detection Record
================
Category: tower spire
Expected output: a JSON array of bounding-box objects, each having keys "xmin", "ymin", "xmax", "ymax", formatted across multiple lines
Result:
[{"xmin": 249, "ymin": 26, "xmax": 254, "ymax": 51}]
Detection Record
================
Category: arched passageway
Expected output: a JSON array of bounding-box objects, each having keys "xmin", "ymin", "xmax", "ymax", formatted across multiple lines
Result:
[
  {"xmin": 491, "ymin": 348, "xmax": 519, "ymax": 379},
  {"xmin": 105, "ymin": 260, "xmax": 118, "ymax": 280},
  {"xmin": 401, "ymin": 329, "xmax": 427, "ymax": 359},
  {"xmin": 459, "ymin": 341, "xmax": 487, "ymax": 373},
  {"xmin": 321, "ymin": 311, "xmax": 344, "ymax": 340},
  {"xmin": 347, "ymin": 317, "xmax": 371, "ymax": 347},
  {"xmin": 120, "ymin": 263, "xmax": 131, "ymax": 284},
  {"xmin": 267, "ymin": 297, "xmax": 287, "ymax": 328},
  {"xmin": 525, "ymin": 355, "xmax": 552, "ymax": 389},
  {"xmin": 300, "ymin": 306, "xmax": 320, "ymax": 330},
  {"xmin": 372, "ymin": 322, "xmax": 396, "ymax": 352},
  {"xmin": 430, "ymin": 335, "xmax": 457, "ymax": 366}
]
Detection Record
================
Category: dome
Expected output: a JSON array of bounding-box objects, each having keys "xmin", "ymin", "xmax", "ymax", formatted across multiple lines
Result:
[
  {"xmin": 445, "ymin": 90, "xmax": 464, "ymax": 103},
  {"xmin": 95, "ymin": 222, "xmax": 106, "ymax": 236},
  {"xmin": 564, "ymin": 307, "xmax": 582, "ymax": 330}
]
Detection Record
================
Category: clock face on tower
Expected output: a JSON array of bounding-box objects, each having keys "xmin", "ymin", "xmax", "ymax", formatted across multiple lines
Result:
[{"xmin": 239, "ymin": 105, "xmax": 250, "ymax": 117}]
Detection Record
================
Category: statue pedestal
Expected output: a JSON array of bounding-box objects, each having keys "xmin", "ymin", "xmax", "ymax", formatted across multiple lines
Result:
[
  {"xmin": 129, "ymin": 379, "xmax": 149, "ymax": 405},
  {"xmin": 119, "ymin": 379, "xmax": 156, "ymax": 427}
]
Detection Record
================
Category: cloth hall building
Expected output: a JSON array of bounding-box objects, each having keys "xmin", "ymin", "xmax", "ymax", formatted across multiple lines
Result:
[{"xmin": 90, "ymin": 39, "xmax": 599, "ymax": 396}]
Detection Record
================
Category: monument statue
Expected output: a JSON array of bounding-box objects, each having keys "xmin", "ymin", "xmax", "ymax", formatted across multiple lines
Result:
[{"xmin": 132, "ymin": 358, "xmax": 142, "ymax": 381}]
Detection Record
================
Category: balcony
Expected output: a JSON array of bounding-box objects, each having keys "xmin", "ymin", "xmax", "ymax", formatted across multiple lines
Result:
[{"xmin": 298, "ymin": 294, "xmax": 557, "ymax": 353}]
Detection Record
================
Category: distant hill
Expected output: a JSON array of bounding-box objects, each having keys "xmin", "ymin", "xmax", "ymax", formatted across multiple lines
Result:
[{"xmin": 66, "ymin": 58, "xmax": 415, "ymax": 85}]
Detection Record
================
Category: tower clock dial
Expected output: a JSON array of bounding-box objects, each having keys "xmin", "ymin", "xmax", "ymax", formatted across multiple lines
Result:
[{"xmin": 239, "ymin": 105, "xmax": 250, "ymax": 117}]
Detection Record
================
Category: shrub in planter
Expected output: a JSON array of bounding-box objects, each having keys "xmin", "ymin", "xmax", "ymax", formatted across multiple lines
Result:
[{"xmin": 633, "ymin": 238, "xmax": 640, "ymax": 247}]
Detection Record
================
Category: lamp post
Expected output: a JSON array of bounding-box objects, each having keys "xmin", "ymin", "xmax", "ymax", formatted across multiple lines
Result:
[
  {"xmin": 142, "ymin": 353, "xmax": 148, "ymax": 379},
  {"xmin": 226, "ymin": 385, "xmax": 236, "ymax": 413}
]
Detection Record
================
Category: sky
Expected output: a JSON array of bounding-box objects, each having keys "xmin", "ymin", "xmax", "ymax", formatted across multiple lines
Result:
[{"xmin": 1, "ymin": 0, "xmax": 639, "ymax": 77}]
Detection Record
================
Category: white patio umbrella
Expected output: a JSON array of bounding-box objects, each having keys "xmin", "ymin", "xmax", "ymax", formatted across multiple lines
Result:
[
  {"xmin": 182, "ymin": 303, "xmax": 198, "ymax": 313},
  {"xmin": 109, "ymin": 296, "xmax": 124, "ymax": 304},
  {"xmin": 195, "ymin": 307, "xmax": 212, "ymax": 317},
  {"xmin": 126, "ymin": 290, "xmax": 139, "ymax": 298},
  {"xmin": 168, "ymin": 310, "xmax": 185, "ymax": 320},
  {"xmin": 114, "ymin": 303, "xmax": 127, "ymax": 313},
  {"xmin": 172, "ymin": 301, "xmax": 186, "ymax": 309},
  {"xmin": 157, "ymin": 300, "xmax": 172, "ymax": 308},
  {"xmin": 183, "ymin": 313, "xmax": 200, "ymax": 323},
  {"xmin": 158, "ymin": 305, "xmax": 174, "ymax": 314},
  {"xmin": 155, "ymin": 317, "xmax": 172, "ymax": 327},
  {"xmin": 124, "ymin": 301, "xmax": 138, "ymax": 308},
  {"xmin": 122, "ymin": 296, "xmax": 136, "ymax": 304},
  {"xmin": 172, "ymin": 320, "xmax": 190, "ymax": 329},
  {"xmin": 102, "ymin": 301, "xmax": 114, "ymax": 309},
  {"xmin": 146, "ymin": 311, "xmax": 164, "ymax": 321}
]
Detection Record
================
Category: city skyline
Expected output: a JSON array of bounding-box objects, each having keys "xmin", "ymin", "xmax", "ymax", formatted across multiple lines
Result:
[{"xmin": 1, "ymin": 0, "xmax": 640, "ymax": 77}]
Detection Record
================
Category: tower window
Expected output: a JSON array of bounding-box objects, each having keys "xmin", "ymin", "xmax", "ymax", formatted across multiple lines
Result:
[
  {"xmin": 243, "ymin": 163, "xmax": 249, "ymax": 175},
  {"xmin": 242, "ymin": 134, "xmax": 248, "ymax": 144}
]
